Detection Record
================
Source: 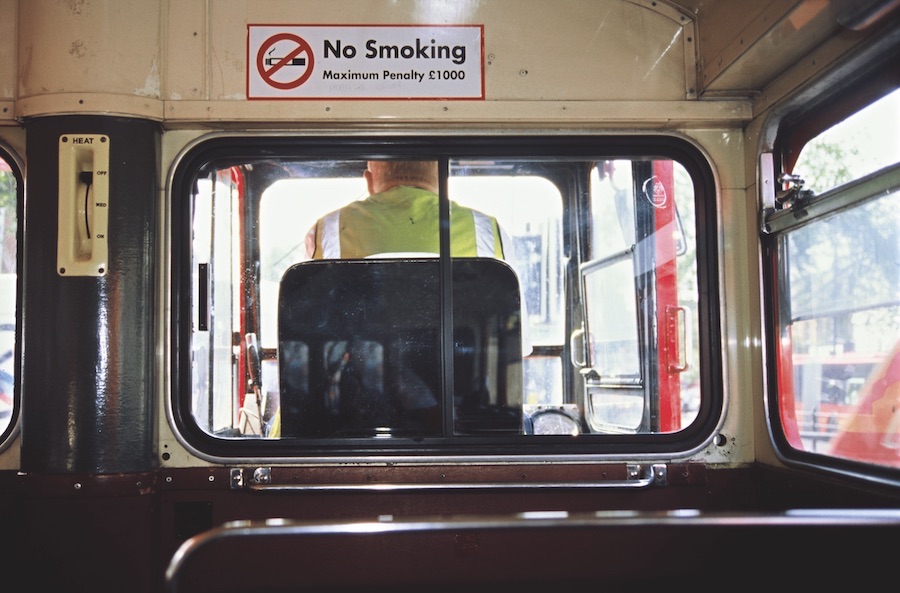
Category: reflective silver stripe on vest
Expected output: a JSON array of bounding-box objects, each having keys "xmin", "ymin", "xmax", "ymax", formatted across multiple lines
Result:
[
  {"xmin": 472, "ymin": 210, "xmax": 496, "ymax": 257},
  {"xmin": 321, "ymin": 211, "xmax": 341, "ymax": 259}
]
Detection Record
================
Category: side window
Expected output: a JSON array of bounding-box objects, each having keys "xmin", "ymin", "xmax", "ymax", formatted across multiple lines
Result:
[
  {"xmin": 768, "ymin": 88, "xmax": 900, "ymax": 469},
  {"xmin": 0, "ymin": 150, "xmax": 18, "ymax": 441},
  {"xmin": 175, "ymin": 139, "xmax": 718, "ymax": 454}
]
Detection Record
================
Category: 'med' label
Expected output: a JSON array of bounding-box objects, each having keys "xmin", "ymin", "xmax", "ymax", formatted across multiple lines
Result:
[{"xmin": 248, "ymin": 25, "xmax": 484, "ymax": 99}]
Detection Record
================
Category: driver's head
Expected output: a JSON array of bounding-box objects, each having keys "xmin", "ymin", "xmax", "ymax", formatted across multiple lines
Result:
[{"xmin": 365, "ymin": 160, "xmax": 438, "ymax": 194}]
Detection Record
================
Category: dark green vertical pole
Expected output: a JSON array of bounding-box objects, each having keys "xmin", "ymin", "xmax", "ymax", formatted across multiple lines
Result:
[{"xmin": 22, "ymin": 115, "xmax": 159, "ymax": 474}]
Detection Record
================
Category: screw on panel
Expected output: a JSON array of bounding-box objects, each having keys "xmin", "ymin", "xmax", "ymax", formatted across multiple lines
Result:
[
  {"xmin": 230, "ymin": 468, "xmax": 244, "ymax": 489},
  {"xmin": 626, "ymin": 464, "xmax": 641, "ymax": 480},
  {"xmin": 651, "ymin": 464, "xmax": 667, "ymax": 486},
  {"xmin": 253, "ymin": 467, "xmax": 272, "ymax": 484}
]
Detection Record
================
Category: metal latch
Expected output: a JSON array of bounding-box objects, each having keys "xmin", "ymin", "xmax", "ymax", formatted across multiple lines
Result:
[
  {"xmin": 627, "ymin": 463, "xmax": 667, "ymax": 487},
  {"xmin": 230, "ymin": 467, "xmax": 272, "ymax": 489}
]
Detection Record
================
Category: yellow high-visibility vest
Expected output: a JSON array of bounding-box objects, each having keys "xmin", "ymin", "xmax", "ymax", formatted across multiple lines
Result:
[{"xmin": 310, "ymin": 186, "xmax": 505, "ymax": 259}]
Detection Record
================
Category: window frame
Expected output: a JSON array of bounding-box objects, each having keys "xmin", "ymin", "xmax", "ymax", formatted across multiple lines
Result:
[
  {"xmin": 766, "ymin": 81, "xmax": 900, "ymax": 479},
  {"xmin": 0, "ymin": 142, "xmax": 23, "ymax": 450},
  {"xmin": 169, "ymin": 134, "xmax": 722, "ymax": 460}
]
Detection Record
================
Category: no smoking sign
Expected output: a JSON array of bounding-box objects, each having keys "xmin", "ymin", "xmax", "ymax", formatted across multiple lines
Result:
[{"xmin": 247, "ymin": 24, "xmax": 485, "ymax": 100}]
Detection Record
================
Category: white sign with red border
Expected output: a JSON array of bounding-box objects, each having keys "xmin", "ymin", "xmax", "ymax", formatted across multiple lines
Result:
[{"xmin": 247, "ymin": 25, "xmax": 484, "ymax": 100}]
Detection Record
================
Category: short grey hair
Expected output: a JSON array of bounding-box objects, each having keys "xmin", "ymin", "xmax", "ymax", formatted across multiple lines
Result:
[{"xmin": 367, "ymin": 160, "xmax": 438, "ymax": 192}]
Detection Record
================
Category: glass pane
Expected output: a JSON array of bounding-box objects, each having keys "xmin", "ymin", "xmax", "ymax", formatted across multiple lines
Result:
[
  {"xmin": 523, "ymin": 356, "xmax": 563, "ymax": 406},
  {"xmin": 779, "ymin": 190, "xmax": 900, "ymax": 466},
  {"xmin": 184, "ymin": 150, "xmax": 708, "ymax": 445},
  {"xmin": 449, "ymin": 259, "xmax": 524, "ymax": 436},
  {"xmin": 278, "ymin": 259, "xmax": 442, "ymax": 438},
  {"xmin": 449, "ymin": 165, "xmax": 564, "ymax": 434},
  {"xmin": 591, "ymin": 161, "xmax": 635, "ymax": 260},
  {"xmin": 259, "ymin": 170, "xmax": 369, "ymax": 437},
  {"xmin": 585, "ymin": 160, "xmax": 700, "ymax": 433},
  {"xmin": 0, "ymin": 156, "xmax": 15, "ymax": 436},
  {"xmin": 449, "ymin": 168, "xmax": 565, "ymax": 432},
  {"xmin": 260, "ymin": 176, "xmax": 368, "ymax": 348},
  {"xmin": 449, "ymin": 173, "xmax": 564, "ymax": 347},
  {"xmin": 588, "ymin": 388, "xmax": 645, "ymax": 432},
  {"xmin": 583, "ymin": 252, "xmax": 640, "ymax": 379},
  {"xmin": 793, "ymin": 88, "xmax": 900, "ymax": 194}
]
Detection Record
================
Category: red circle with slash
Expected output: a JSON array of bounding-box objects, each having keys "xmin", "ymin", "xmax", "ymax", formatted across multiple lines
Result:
[{"xmin": 256, "ymin": 33, "xmax": 315, "ymax": 90}]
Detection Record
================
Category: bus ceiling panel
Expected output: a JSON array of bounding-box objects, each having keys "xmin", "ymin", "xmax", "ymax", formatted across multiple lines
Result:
[{"xmin": 694, "ymin": 0, "xmax": 900, "ymax": 98}]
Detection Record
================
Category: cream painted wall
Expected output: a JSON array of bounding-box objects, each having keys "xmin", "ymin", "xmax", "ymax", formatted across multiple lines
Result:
[{"xmin": 7, "ymin": 0, "xmax": 728, "ymax": 124}]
